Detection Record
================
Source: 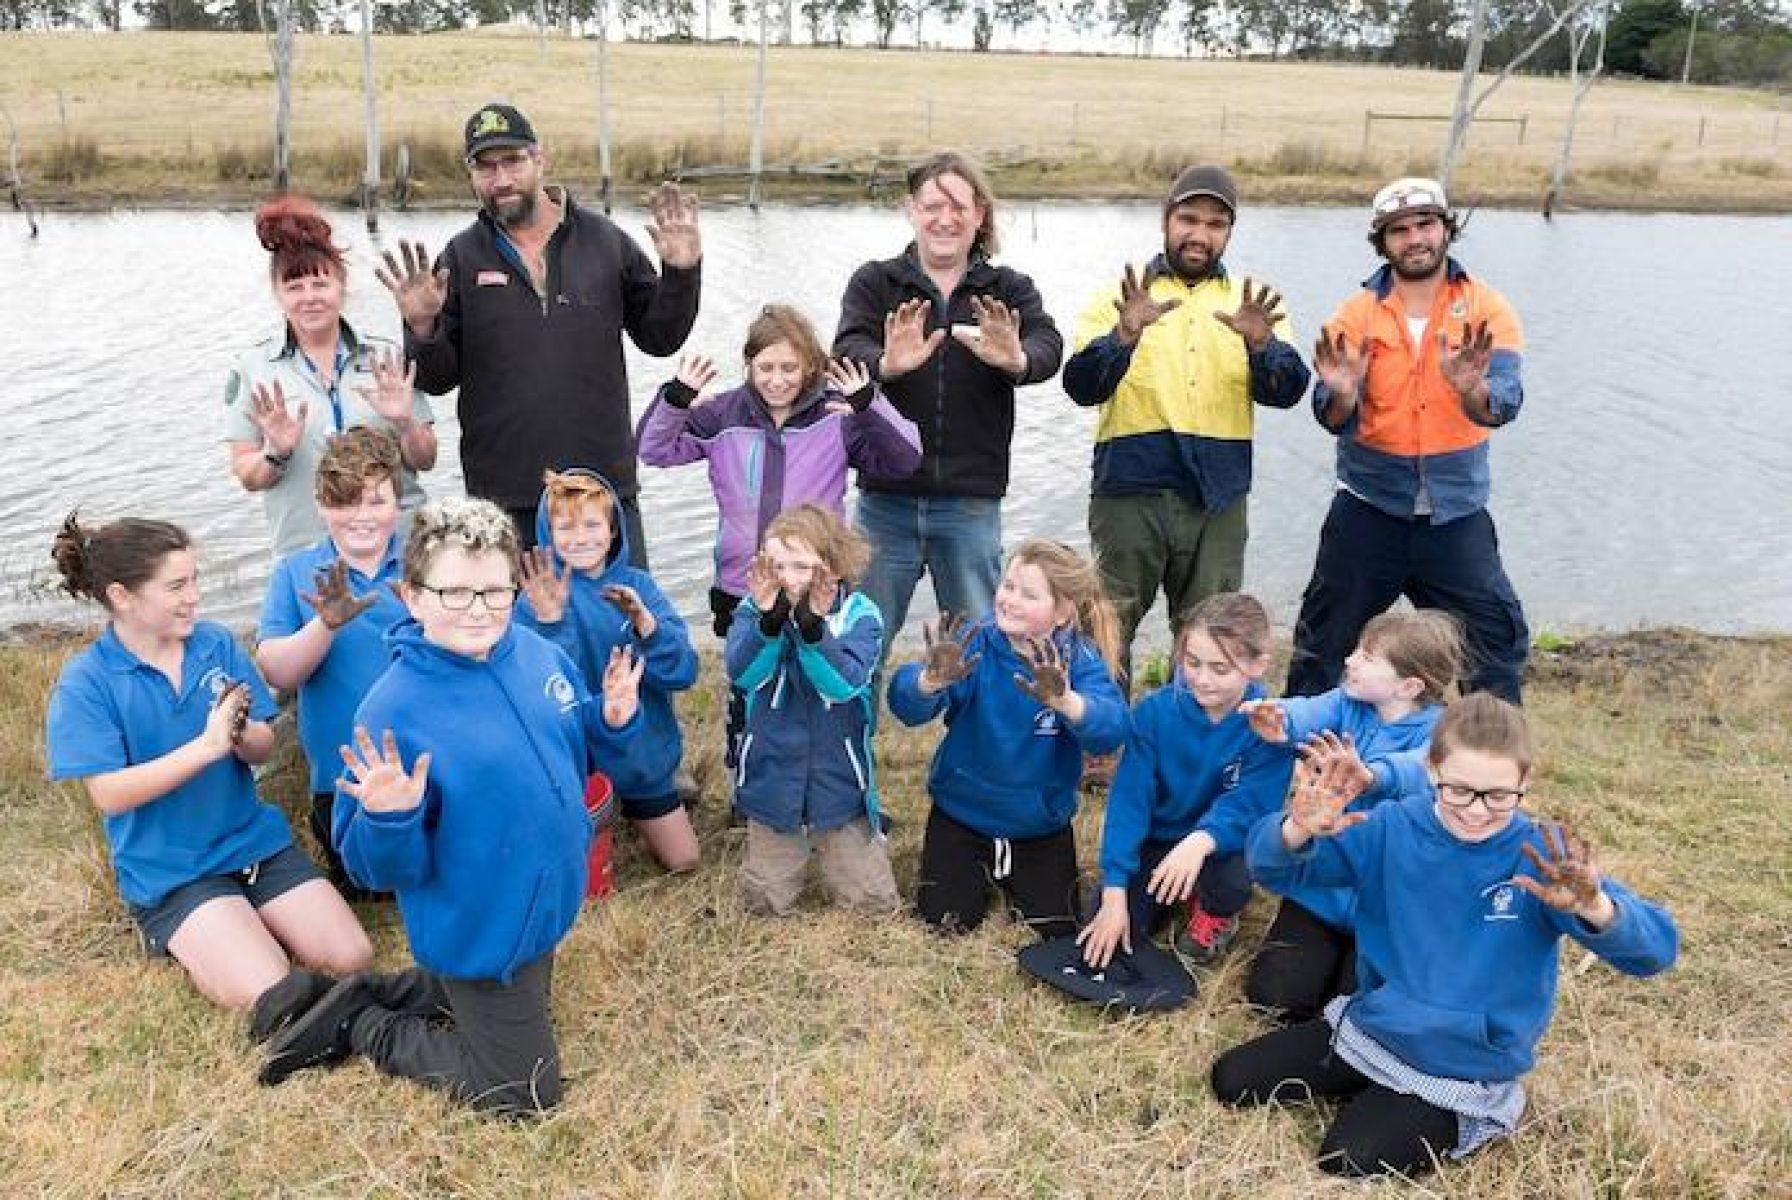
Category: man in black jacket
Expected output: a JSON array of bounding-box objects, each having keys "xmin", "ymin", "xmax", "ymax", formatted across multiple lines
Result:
[
  {"xmin": 833, "ymin": 151, "xmax": 1063, "ymax": 647},
  {"xmin": 376, "ymin": 102, "xmax": 702, "ymax": 562}
]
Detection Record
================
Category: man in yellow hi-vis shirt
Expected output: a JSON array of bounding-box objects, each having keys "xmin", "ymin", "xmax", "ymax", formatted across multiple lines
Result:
[{"xmin": 1063, "ymin": 166, "xmax": 1309, "ymax": 690}]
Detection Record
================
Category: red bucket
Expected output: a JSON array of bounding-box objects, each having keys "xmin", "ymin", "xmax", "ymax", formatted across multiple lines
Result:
[{"xmin": 584, "ymin": 772, "xmax": 616, "ymax": 901}]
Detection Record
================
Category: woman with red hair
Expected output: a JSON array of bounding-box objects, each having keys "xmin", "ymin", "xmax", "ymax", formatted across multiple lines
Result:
[{"xmin": 222, "ymin": 196, "xmax": 439, "ymax": 557}]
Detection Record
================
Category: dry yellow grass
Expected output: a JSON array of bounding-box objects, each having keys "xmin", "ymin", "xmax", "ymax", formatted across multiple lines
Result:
[
  {"xmin": 1, "ymin": 628, "xmax": 1788, "ymax": 1196},
  {"xmin": 0, "ymin": 30, "xmax": 1789, "ymax": 210}
]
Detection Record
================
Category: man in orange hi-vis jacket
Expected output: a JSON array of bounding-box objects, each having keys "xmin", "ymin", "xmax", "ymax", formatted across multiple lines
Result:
[{"xmin": 1286, "ymin": 178, "xmax": 1529, "ymax": 705}]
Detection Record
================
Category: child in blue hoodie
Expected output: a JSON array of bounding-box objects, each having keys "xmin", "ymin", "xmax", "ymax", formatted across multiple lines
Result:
[
  {"xmin": 516, "ymin": 468, "xmax": 701, "ymax": 873},
  {"xmin": 258, "ymin": 497, "xmax": 646, "ymax": 1117},
  {"xmin": 1077, "ymin": 593, "xmax": 1293, "ymax": 972},
  {"xmin": 1213, "ymin": 694, "xmax": 1678, "ymax": 1178},
  {"xmin": 725, "ymin": 505, "xmax": 897, "ymax": 914},
  {"xmin": 1236, "ymin": 609, "xmax": 1465, "ymax": 1021},
  {"xmin": 889, "ymin": 538, "xmax": 1129, "ymax": 940}
]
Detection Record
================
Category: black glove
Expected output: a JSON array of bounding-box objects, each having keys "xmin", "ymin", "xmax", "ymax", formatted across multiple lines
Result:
[
  {"xmin": 838, "ymin": 379, "xmax": 876, "ymax": 414},
  {"xmin": 663, "ymin": 378, "xmax": 700, "ymax": 409},
  {"xmin": 793, "ymin": 594, "xmax": 826, "ymax": 643},
  {"xmin": 757, "ymin": 589, "xmax": 792, "ymax": 637}
]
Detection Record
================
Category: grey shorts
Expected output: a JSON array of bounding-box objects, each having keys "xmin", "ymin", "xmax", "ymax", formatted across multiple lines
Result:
[{"xmin": 128, "ymin": 844, "xmax": 323, "ymax": 957}]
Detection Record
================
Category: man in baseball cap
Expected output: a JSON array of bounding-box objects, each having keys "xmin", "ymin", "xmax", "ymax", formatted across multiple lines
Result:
[
  {"xmin": 1060, "ymin": 165, "xmax": 1308, "ymax": 705},
  {"xmin": 462, "ymin": 102, "xmax": 538, "ymax": 162},
  {"xmin": 1367, "ymin": 176, "xmax": 1450, "ymax": 234}
]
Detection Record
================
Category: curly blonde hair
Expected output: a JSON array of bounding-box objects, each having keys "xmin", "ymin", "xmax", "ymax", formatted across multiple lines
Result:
[
  {"xmin": 762, "ymin": 504, "xmax": 869, "ymax": 584},
  {"xmin": 402, "ymin": 497, "xmax": 518, "ymax": 585}
]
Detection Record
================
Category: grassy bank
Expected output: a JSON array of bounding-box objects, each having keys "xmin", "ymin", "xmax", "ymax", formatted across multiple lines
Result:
[
  {"xmin": 1, "ymin": 628, "xmax": 1788, "ymax": 1196},
  {"xmin": 1, "ymin": 31, "xmax": 1790, "ymax": 212}
]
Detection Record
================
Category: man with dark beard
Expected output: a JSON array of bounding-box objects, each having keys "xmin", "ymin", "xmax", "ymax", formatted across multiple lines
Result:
[
  {"xmin": 1062, "ymin": 165, "xmax": 1308, "ymax": 692},
  {"xmin": 376, "ymin": 103, "xmax": 701, "ymax": 561},
  {"xmin": 1285, "ymin": 177, "xmax": 1530, "ymax": 703}
]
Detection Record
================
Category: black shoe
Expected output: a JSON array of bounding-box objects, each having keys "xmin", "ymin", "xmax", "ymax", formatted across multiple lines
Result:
[
  {"xmin": 247, "ymin": 968, "xmax": 335, "ymax": 1044},
  {"xmin": 259, "ymin": 974, "xmax": 373, "ymax": 1086}
]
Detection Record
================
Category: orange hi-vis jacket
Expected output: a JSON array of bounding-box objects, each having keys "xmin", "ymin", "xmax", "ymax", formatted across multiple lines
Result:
[{"xmin": 1315, "ymin": 260, "xmax": 1525, "ymax": 524}]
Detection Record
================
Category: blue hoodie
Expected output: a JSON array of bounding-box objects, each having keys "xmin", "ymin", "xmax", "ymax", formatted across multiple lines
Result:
[
  {"xmin": 1098, "ymin": 678, "xmax": 1294, "ymax": 890},
  {"xmin": 335, "ymin": 618, "xmax": 642, "ymax": 983},
  {"xmin": 515, "ymin": 468, "xmax": 697, "ymax": 803},
  {"xmin": 1268, "ymin": 688, "xmax": 1443, "ymax": 930},
  {"xmin": 887, "ymin": 619, "xmax": 1129, "ymax": 841},
  {"xmin": 724, "ymin": 587, "xmax": 884, "ymax": 835},
  {"xmin": 1248, "ymin": 793, "xmax": 1678, "ymax": 1083}
]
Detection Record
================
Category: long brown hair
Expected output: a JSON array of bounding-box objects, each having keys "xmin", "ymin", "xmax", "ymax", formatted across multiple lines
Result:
[
  {"xmin": 1176, "ymin": 592, "xmax": 1272, "ymax": 673},
  {"xmin": 50, "ymin": 511, "xmax": 191, "ymax": 610},
  {"xmin": 742, "ymin": 304, "xmax": 828, "ymax": 398},
  {"xmin": 1360, "ymin": 609, "xmax": 1465, "ymax": 704},
  {"xmin": 907, "ymin": 150, "xmax": 1000, "ymax": 257},
  {"xmin": 1007, "ymin": 538, "xmax": 1122, "ymax": 678}
]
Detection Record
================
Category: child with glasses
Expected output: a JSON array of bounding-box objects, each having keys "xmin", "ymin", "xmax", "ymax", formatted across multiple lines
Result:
[
  {"xmin": 259, "ymin": 496, "xmax": 647, "ymax": 1118},
  {"xmin": 1212, "ymin": 693, "xmax": 1678, "ymax": 1178}
]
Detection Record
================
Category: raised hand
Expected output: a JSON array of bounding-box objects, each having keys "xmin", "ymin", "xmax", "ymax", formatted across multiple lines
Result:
[
  {"xmin": 645, "ymin": 182, "xmax": 702, "ymax": 269},
  {"xmin": 1438, "ymin": 320, "xmax": 1494, "ymax": 399},
  {"xmin": 1213, "ymin": 278, "xmax": 1286, "ymax": 353},
  {"xmin": 338, "ymin": 726, "xmax": 430, "ymax": 814},
  {"xmin": 247, "ymin": 380, "xmax": 308, "ymax": 460},
  {"xmin": 203, "ymin": 680, "xmax": 251, "ymax": 757},
  {"xmin": 804, "ymin": 565, "xmax": 840, "ymax": 618},
  {"xmin": 920, "ymin": 611, "xmax": 981, "ymax": 691},
  {"xmin": 1013, "ymin": 636, "xmax": 1069, "ymax": 707},
  {"xmin": 1075, "ymin": 888, "xmax": 1133, "ymax": 970},
  {"xmin": 744, "ymin": 549, "xmax": 781, "ymax": 612},
  {"xmin": 1313, "ymin": 326, "xmax": 1369, "ymax": 402},
  {"xmin": 302, "ymin": 559, "xmax": 377, "ymax": 631},
  {"xmin": 1514, "ymin": 822, "xmax": 1606, "ymax": 918},
  {"xmin": 953, "ymin": 294, "xmax": 1027, "ymax": 375},
  {"xmin": 1238, "ymin": 698, "xmax": 1288, "ymax": 744},
  {"xmin": 374, "ymin": 239, "xmax": 449, "ymax": 337},
  {"xmin": 1296, "ymin": 731, "xmax": 1372, "ymax": 807},
  {"xmin": 601, "ymin": 583, "xmax": 656, "ymax": 639},
  {"xmin": 1146, "ymin": 830, "xmax": 1215, "ymax": 905},
  {"xmin": 881, "ymin": 297, "xmax": 946, "ymax": 379},
  {"xmin": 518, "ymin": 547, "xmax": 570, "ymax": 624},
  {"xmin": 823, "ymin": 357, "xmax": 876, "ymax": 414},
  {"xmin": 353, "ymin": 345, "xmax": 419, "ymax": 425},
  {"xmin": 1113, "ymin": 262, "xmax": 1181, "ymax": 346},
  {"xmin": 1287, "ymin": 749, "xmax": 1370, "ymax": 839},
  {"xmin": 602, "ymin": 644, "xmax": 645, "ymax": 729}
]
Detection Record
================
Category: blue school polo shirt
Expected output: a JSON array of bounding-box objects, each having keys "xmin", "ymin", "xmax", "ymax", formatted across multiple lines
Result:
[
  {"xmin": 45, "ymin": 621, "xmax": 292, "ymax": 908},
  {"xmin": 259, "ymin": 537, "xmax": 408, "ymax": 793}
]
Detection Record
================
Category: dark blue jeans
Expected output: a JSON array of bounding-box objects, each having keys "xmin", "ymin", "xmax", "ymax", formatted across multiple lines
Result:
[
  {"xmin": 1287, "ymin": 492, "xmax": 1529, "ymax": 703},
  {"xmin": 854, "ymin": 492, "xmax": 1003, "ymax": 648}
]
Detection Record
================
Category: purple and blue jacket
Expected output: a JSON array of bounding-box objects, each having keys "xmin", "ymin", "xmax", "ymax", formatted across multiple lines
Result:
[{"xmin": 635, "ymin": 379, "xmax": 921, "ymax": 596}]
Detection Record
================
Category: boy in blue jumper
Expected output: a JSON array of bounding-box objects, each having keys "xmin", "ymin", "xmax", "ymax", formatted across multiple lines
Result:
[
  {"xmin": 1212, "ymin": 694, "xmax": 1678, "ymax": 1178},
  {"xmin": 1077, "ymin": 594, "xmax": 1293, "ymax": 971},
  {"xmin": 516, "ymin": 468, "xmax": 701, "ymax": 873},
  {"xmin": 256, "ymin": 427, "xmax": 411, "ymax": 897},
  {"xmin": 259, "ymin": 498, "xmax": 647, "ymax": 1117},
  {"xmin": 889, "ymin": 539, "xmax": 1129, "ymax": 940},
  {"xmin": 725, "ymin": 505, "xmax": 898, "ymax": 914},
  {"xmin": 1237, "ymin": 608, "xmax": 1465, "ymax": 1020}
]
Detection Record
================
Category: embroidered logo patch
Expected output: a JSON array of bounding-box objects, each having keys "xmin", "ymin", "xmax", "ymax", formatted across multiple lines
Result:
[
  {"xmin": 1033, "ymin": 708, "xmax": 1061, "ymax": 737},
  {"xmin": 544, "ymin": 672, "xmax": 578, "ymax": 713},
  {"xmin": 1481, "ymin": 881, "xmax": 1519, "ymax": 922},
  {"xmin": 201, "ymin": 667, "xmax": 231, "ymax": 702},
  {"xmin": 1221, "ymin": 759, "xmax": 1243, "ymax": 790},
  {"xmin": 477, "ymin": 270, "xmax": 509, "ymax": 287}
]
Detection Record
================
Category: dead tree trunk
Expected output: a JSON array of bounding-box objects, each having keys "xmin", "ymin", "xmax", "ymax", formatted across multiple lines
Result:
[
  {"xmin": 1544, "ymin": 3, "xmax": 1609, "ymax": 219},
  {"xmin": 359, "ymin": 0, "xmax": 381, "ymax": 230},
  {"xmin": 1442, "ymin": 0, "xmax": 1593, "ymax": 189}
]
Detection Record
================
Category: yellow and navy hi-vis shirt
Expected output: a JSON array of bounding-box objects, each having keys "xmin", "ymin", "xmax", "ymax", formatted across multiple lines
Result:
[
  {"xmin": 1063, "ymin": 257, "xmax": 1308, "ymax": 512},
  {"xmin": 1314, "ymin": 259, "xmax": 1525, "ymax": 525}
]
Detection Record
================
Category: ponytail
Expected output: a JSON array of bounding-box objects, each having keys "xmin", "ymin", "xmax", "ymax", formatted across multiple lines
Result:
[{"xmin": 50, "ymin": 511, "xmax": 192, "ymax": 609}]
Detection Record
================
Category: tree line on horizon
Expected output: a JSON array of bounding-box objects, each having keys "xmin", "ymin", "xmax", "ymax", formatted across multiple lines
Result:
[{"xmin": 5, "ymin": 0, "xmax": 1790, "ymax": 87}]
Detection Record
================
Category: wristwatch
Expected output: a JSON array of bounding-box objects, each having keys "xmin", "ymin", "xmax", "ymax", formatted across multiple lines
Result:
[{"xmin": 262, "ymin": 449, "xmax": 291, "ymax": 470}]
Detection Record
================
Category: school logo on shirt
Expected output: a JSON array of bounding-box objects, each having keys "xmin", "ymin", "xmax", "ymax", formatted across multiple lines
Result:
[
  {"xmin": 1481, "ymin": 881, "xmax": 1520, "ymax": 922},
  {"xmin": 1032, "ymin": 708, "xmax": 1061, "ymax": 737},
  {"xmin": 201, "ymin": 667, "xmax": 231, "ymax": 702},
  {"xmin": 1221, "ymin": 758, "xmax": 1243, "ymax": 790},
  {"xmin": 544, "ymin": 672, "xmax": 578, "ymax": 714}
]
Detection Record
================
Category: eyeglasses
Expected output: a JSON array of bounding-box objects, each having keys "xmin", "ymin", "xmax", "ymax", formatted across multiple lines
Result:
[
  {"xmin": 466, "ymin": 149, "xmax": 535, "ymax": 178},
  {"xmin": 1375, "ymin": 185, "xmax": 1445, "ymax": 215},
  {"xmin": 1435, "ymin": 780, "xmax": 1526, "ymax": 812},
  {"xmin": 414, "ymin": 583, "xmax": 518, "ymax": 612}
]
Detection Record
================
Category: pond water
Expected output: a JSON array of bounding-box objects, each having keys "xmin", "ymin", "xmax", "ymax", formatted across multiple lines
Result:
[{"xmin": 2, "ymin": 202, "xmax": 1789, "ymax": 645}]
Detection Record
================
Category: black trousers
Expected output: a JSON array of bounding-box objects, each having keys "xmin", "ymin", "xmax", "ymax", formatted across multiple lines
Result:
[
  {"xmin": 1211, "ymin": 1019, "xmax": 1459, "ymax": 1178},
  {"xmin": 1245, "ymin": 897, "xmax": 1357, "ymax": 1023},
  {"xmin": 1286, "ymin": 491, "xmax": 1529, "ymax": 703},
  {"xmin": 353, "ymin": 953, "xmax": 562, "ymax": 1118},
  {"xmin": 1126, "ymin": 838, "xmax": 1254, "ymax": 936},
  {"xmin": 917, "ymin": 806, "xmax": 1078, "ymax": 940}
]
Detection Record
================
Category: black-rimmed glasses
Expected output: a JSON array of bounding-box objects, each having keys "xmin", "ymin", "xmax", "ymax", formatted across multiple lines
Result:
[
  {"xmin": 414, "ymin": 583, "xmax": 518, "ymax": 612},
  {"xmin": 1435, "ymin": 780, "xmax": 1526, "ymax": 812}
]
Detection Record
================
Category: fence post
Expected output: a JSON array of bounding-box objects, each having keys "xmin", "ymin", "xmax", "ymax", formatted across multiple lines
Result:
[
  {"xmin": 926, "ymin": 98, "xmax": 934, "ymax": 144},
  {"xmin": 1610, "ymin": 114, "xmax": 1620, "ymax": 144},
  {"xmin": 1218, "ymin": 105, "xmax": 1228, "ymax": 155},
  {"xmin": 1360, "ymin": 110, "xmax": 1371, "ymax": 161},
  {"xmin": 1697, "ymin": 116, "xmax": 1707, "ymax": 147},
  {"xmin": 1517, "ymin": 114, "xmax": 1527, "ymax": 146}
]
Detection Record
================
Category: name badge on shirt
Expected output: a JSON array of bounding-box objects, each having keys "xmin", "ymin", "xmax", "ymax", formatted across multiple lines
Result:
[{"xmin": 477, "ymin": 270, "xmax": 510, "ymax": 288}]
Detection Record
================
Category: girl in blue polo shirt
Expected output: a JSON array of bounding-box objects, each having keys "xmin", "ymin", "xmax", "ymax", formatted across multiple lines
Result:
[
  {"xmin": 255, "ymin": 427, "xmax": 411, "ymax": 897},
  {"xmin": 888, "ymin": 538, "xmax": 1129, "ymax": 940},
  {"xmin": 1076, "ymin": 593, "xmax": 1294, "ymax": 972},
  {"xmin": 1212, "ymin": 694, "xmax": 1678, "ymax": 1178},
  {"xmin": 44, "ymin": 513, "xmax": 373, "ymax": 1043}
]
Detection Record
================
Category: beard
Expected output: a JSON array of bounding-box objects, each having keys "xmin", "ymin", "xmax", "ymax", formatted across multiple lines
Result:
[
  {"xmin": 482, "ymin": 189, "xmax": 537, "ymax": 230},
  {"xmin": 1387, "ymin": 242, "xmax": 1445, "ymax": 281},
  {"xmin": 1167, "ymin": 239, "xmax": 1220, "ymax": 282}
]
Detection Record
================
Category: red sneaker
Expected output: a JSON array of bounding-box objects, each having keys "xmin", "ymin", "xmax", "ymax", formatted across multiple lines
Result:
[{"xmin": 1175, "ymin": 902, "xmax": 1239, "ymax": 965}]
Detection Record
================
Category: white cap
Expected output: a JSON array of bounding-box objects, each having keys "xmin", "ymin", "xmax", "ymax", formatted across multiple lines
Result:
[{"xmin": 1370, "ymin": 177, "xmax": 1449, "ymax": 231}]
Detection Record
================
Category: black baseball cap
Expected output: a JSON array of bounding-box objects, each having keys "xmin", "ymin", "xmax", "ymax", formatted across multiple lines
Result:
[
  {"xmin": 464, "ymin": 103, "xmax": 538, "ymax": 162},
  {"xmin": 1165, "ymin": 164, "xmax": 1238, "ymax": 216},
  {"xmin": 1017, "ymin": 934, "xmax": 1196, "ymax": 1014}
]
